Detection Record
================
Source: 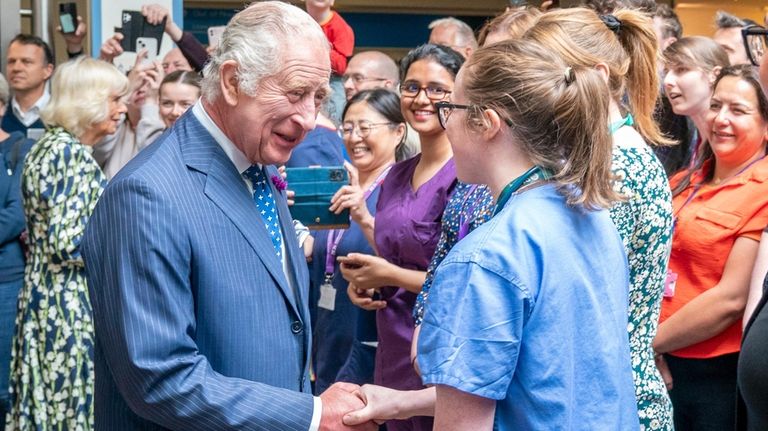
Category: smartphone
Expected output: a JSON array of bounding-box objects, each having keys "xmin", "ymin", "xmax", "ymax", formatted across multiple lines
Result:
[
  {"xmin": 285, "ymin": 167, "xmax": 350, "ymax": 230},
  {"xmin": 136, "ymin": 37, "xmax": 158, "ymax": 59},
  {"xmin": 207, "ymin": 26, "xmax": 226, "ymax": 49},
  {"xmin": 59, "ymin": 3, "xmax": 77, "ymax": 34}
]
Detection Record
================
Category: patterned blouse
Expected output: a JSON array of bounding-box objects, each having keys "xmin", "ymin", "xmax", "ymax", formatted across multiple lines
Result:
[
  {"xmin": 610, "ymin": 141, "xmax": 674, "ymax": 431},
  {"xmin": 413, "ymin": 182, "xmax": 494, "ymax": 325}
]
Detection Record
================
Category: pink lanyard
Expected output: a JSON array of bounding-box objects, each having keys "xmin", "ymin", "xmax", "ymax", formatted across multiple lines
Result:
[{"xmin": 324, "ymin": 166, "xmax": 392, "ymax": 275}]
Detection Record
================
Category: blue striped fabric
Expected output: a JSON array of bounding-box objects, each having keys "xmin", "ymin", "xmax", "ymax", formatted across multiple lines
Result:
[{"xmin": 82, "ymin": 110, "xmax": 315, "ymax": 430}]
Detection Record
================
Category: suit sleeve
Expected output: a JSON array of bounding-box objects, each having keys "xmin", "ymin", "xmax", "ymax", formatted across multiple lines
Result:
[{"xmin": 83, "ymin": 176, "xmax": 316, "ymax": 430}]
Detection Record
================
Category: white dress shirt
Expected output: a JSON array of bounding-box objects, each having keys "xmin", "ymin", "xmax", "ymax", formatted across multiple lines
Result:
[{"xmin": 11, "ymin": 91, "xmax": 49, "ymax": 127}]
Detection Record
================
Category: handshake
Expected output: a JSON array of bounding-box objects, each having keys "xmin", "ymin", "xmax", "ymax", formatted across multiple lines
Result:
[{"xmin": 319, "ymin": 382, "xmax": 419, "ymax": 430}]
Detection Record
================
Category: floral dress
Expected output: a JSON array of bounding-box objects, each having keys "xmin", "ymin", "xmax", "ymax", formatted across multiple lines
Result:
[
  {"xmin": 7, "ymin": 127, "xmax": 105, "ymax": 430},
  {"xmin": 413, "ymin": 182, "xmax": 494, "ymax": 325},
  {"xmin": 610, "ymin": 141, "xmax": 674, "ymax": 430}
]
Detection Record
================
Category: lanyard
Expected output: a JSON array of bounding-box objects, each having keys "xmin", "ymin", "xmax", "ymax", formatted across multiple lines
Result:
[
  {"xmin": 674, "ymin": 155, "xmax": 766, "ymax": 223},
  {"xmin": 609, "ymin": 113, "xmax": 634, "ymax": 135},
  {"xmin": 324, "ymin": 165, "xmax": 392, "ymax": 275},
  {"xmin": 494, "ymin": 165, "xmax": 549, "ymax": 216}
]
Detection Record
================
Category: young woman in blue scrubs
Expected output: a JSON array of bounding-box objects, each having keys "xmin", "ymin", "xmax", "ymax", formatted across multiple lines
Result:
[{"xmin": 343, "ymin": 38, "xmax": 639, "ymax": 430}]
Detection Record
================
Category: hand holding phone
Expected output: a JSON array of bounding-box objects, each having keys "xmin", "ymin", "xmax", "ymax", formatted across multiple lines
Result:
[{"xmin": 59, "ymin": 3, "xmax": 77, "ymax": 34}]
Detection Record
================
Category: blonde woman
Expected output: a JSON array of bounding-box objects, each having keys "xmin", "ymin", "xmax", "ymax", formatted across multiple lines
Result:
[
  {"xmin": 524, "ymin": 8, "xmax": 676, "ymax": 430},
  {"xmin": 8, "ymin": 56, "xmax": 128, "ymax": 430}
]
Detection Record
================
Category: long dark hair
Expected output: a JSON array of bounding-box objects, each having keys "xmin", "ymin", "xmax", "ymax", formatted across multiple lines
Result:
[{"xmin": 672, "ymin": 64, "xmax": 768, "ymax": 196}]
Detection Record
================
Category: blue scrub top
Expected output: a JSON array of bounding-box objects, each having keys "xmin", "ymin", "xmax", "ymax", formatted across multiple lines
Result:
[{"xmin": 418, "ymin": 183, "xmax": 639, "ymax": 431}]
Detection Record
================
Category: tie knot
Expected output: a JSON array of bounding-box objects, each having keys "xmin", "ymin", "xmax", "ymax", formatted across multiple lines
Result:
[{"xmin": 244, "ymin": 165, "xmax": 267, "ymax": 184}]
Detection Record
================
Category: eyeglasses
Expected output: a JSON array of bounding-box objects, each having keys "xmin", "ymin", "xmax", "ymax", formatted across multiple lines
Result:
[
  {"xmin": 342, "ymin": 73, "xmax": 387, "ymax": 85},
  {"xmin": 435, "ymin": 101, "xmax": 472, "ymax": 129},
  {"xmin": 340, "ymin": 121, "xmax": 393, "ymax": 138},
  {"xmin": 435, "ymin": 101, "xmax": 515, "ymax": 130},
  {"xmin": 742, "ymin": 25, "xmax": 768, "ymax": 67},
  {"xmin": 399, "ymin": 82, "xmax": 452, "ymax": 101}
]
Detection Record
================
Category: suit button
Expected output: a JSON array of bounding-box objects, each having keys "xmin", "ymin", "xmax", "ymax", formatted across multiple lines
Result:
[{"xmin": 291, "ymin": 321, "xmax": 303, "ymax": 334}]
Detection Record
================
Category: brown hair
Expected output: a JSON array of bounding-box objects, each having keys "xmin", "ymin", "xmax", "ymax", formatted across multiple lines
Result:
[
  {"xmin": 671, "ymin": 64, "xmax": 768, "ymax": 196},
  {"xmin": 525, "ymin": 7, "xmax": 672, "ymax": 146},
  {"xmin": 477, "ymin": 8, "xmax": 542, "ymax": 46},
  {"xmin": 462, "ymin": 39, "xmax": 619, "ymax": 209},
  {"xmin": 663, "ymin": 36, "xmax": 729, "ymax": 74}
]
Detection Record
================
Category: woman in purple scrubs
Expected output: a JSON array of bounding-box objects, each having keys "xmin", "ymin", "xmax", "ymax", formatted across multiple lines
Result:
[{"xmin": 338, "ymin": 44, "xmax": 463, "ymax": 431}]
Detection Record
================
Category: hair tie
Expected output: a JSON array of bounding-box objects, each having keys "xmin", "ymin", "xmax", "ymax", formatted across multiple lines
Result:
[
  {"xmin": 564, "ymin": 67, "xmax": 575, "ymax": 85},
  {"xmin": 600, "ymin": 14, "xmax": 622, "ymax": 35}
]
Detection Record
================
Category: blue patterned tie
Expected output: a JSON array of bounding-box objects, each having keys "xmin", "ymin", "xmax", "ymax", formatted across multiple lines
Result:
[{"xmin": 243, "ymin": 166, "xmax": 283, "ymax": 262}]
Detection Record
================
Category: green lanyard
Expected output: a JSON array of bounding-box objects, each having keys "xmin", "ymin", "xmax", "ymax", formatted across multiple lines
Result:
[
  {"xmin": 494, "ymin": 165, "xmax": 548, "ymax": 216},
  {"xmin": 609, "ymin": 113, "xmax": 634, "ymax": 134}
]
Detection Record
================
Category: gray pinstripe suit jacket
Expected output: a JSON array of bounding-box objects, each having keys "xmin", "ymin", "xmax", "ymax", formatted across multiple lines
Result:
[{"xmin": 82, "ymin": 111, "xmax": 315, "ymax": 430}]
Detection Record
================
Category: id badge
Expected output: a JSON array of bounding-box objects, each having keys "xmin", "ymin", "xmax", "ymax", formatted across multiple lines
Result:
[
  {"xmin": 318, "ymin": 275, "xmax": 336, "ymax": 311},
  {"xmin": 664, "ymin": 271, "xmax": 677, "ymax": 298}
]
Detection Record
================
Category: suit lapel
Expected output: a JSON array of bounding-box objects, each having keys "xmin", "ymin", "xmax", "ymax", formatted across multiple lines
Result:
[{"xmin": 179, "ymin": 114, "xmax": 301, "ymax": 318}]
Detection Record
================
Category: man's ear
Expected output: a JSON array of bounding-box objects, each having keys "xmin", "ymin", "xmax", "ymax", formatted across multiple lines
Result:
[
  {"xmin": 43, "ymin": 63, "xmax": 54, "ymax": 81},
  {"xmin": 219, "ymin": 60, "xmax": 240, "ymax": 106}
]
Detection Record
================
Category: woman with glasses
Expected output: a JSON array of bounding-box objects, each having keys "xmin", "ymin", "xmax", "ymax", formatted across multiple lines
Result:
[
  {"xmin": 339, "ymin": 43, "xmax": 463, "ymax": 431},
  {"xmin": 525, "ymin": 8, "xmax": 675, "ymax": 430},
  {"xmin": 307, "ymin": 89, "xmax": 405, "ymax": 395},
  {"xmin": 663, "ymin": 37, "xmax": 730, "ymax": 171},
  {"xmin": 344, "ymin": 37, "xmax": 637, "ymax": 431},
  {"xmin": 658, "ymin": 64, "xmax": 768, "ymax": 431}
]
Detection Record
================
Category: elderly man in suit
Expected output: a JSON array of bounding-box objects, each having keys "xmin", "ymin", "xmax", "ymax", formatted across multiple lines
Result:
[{"xmin": 82, "ymin": 2, "xmax": 374, "ymax": 430}]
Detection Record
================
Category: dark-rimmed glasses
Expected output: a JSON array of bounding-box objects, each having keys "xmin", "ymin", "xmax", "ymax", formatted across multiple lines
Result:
[
  {"xmin": 435, "ymin": 101, "xmax": 513, "ymax": 129},
  {"xmin": 340, "ymin": 121, "xmax": 393, "ymax": 138},
  {"xmin": 400, "ymin": 82, "xmax": 452, "ymax": 101},
  {"xmin": 435, "ymin": 101, "xmax": 472, "ymax": 129},
  {"xmin": 742, "ymin": 25, "xmax": 768, "ymax": 67}
]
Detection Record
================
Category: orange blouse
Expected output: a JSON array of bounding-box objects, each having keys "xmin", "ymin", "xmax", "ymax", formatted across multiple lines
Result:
[{"xmin": 660, "ymin": 157, "xmax": 768, "ymax": 358}]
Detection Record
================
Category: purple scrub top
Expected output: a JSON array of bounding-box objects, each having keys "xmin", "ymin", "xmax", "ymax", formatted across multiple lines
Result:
[{"xmin": 373, "ymin": 154, "xmax": 456, "ymax": 431}]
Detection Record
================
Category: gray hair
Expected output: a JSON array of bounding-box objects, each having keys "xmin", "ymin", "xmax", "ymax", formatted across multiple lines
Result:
[
  {"xmin": 715, "ymin": 10, "xmax": 746, "ymax": 30},
  {"xmin": 202, "ymin": 1, "xmax": 328, "ymax": 103},
  {"xmin": 429, "ymin": 17, "xmax": 478, "ymax": 49},
  {"xmin": 0, "ymin": 73, "xmax": 9, "ymax": 106}
]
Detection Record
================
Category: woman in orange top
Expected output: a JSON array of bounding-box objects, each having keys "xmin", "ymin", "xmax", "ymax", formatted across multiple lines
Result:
[{"xmin": 655, "ymin": 64, "xmax": 768, "ymax": 431}]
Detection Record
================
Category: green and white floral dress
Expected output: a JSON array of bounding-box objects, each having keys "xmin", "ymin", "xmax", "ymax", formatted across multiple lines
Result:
[
  {"xmin": 610, "ymin": 135, "xmax": 675, "ymax": 431},
  {"xmin": 7, "ymin": 127, "xmax": 105, "ymax": 430}
]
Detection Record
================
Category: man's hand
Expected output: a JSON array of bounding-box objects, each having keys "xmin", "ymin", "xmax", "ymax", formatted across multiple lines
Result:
[
  {"xmin": 319, "ymin": 382, "xmax": 378, "ymax": 431},
  {"xmin": 142, "ymin": 4, "xmax": 183, "ymax": 42},
  {"xmin": 59, "ymin": 15, "xmax": 87, "ymax": 54}
]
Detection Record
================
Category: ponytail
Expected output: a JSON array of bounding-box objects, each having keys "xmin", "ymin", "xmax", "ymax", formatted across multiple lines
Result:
[
  {"xmin": 614, "ymin": 8, "xmax": 674, "ymax": 146},
  {"xmin": 525, "ymin": 7, "xmax": 673, "ymax": 148},
  {"xmin": 464, "ymin": 39, "xmax": 619, "ymax": 209}
]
